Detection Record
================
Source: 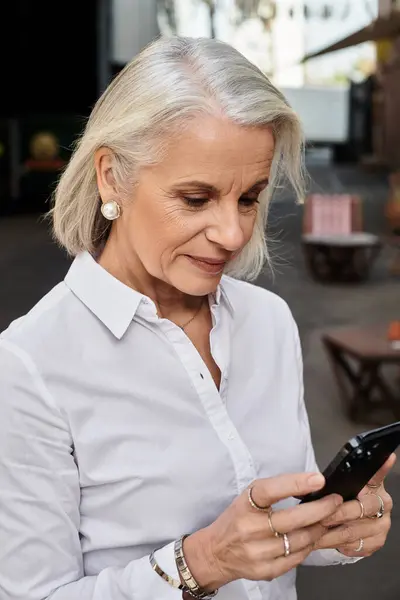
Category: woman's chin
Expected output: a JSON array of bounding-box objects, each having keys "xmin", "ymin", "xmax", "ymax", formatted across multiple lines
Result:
[{"xmin": 172, "ymin": 270, "xmax": 223, "ymax": 297}]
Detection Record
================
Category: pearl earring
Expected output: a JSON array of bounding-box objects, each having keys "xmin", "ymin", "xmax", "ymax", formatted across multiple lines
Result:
[{"xmin": 101, "ymin": 200, "xmax": 121, "ymax": 221}]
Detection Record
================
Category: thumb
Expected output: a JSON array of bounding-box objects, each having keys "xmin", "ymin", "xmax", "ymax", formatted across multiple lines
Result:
[{"xmin": 361, "ymin": 453, "xmax": 397, "ymax": 493}]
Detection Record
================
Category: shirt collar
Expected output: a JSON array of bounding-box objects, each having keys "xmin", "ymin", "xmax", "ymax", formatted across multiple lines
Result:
[
  {"xmin": 65, "ymin": 251, "xmax": 234, "ymax": 339},
  {"xmin": 65, "ymin": 252, "xmax": 144, "ymax": 339},
  {"xmin": 215, "ymin": 277, "xmax": 234, "ymax": 314}
]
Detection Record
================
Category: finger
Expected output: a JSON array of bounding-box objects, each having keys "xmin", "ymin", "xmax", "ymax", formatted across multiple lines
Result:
[
  {"xmin": 249, "ymin": 473, "xmax": 325, "ymax": 509},
  {"xmin": 337, "ymin": 533, "xmax": 387, "ymax": 558},
  {"xmin": 267, "ymin": 523, "xmax": 326, "ymax": 559},
  {"xmin": 272, "ymin": 494, "xmax": 343, "ymax": 534},
  {"xmin": 248, "ymin": 544, "xmax": 313, "ymax": 582},
  {"xmin": 267, "ymin": 546, "xmax": 313, "ymax": 581},
  {"xmin": 321, "ymin": 493, "xmax": 384, "ymax": 527},
  {"xmin": 365, "ymin": 453, "xmax": 397, "ymax": 489},
  {"xmin": 376, "ymin": 491, "xmax": 394, "ymax": 513},
  {"xmin": 315, "ymin": 515, "xmax": 389, "ymax": 550}
]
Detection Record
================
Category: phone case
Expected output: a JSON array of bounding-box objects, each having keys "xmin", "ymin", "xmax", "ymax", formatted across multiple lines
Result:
[{"xmin": 300, "ymin": 421, "xmax": 400, "ymax": 503}]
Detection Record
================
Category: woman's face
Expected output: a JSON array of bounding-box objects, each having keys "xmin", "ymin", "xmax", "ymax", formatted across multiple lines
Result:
[{"xmin": 101, "ymin": 115, "xmax": 275, "ymax": 296}]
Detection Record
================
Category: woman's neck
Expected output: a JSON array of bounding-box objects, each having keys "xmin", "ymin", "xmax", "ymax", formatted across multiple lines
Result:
[{"xmin": 97, "ymin": 239, "xmax": 204, "ymax": 318}]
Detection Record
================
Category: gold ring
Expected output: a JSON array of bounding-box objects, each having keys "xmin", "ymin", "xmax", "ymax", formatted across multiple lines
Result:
[
  {"xmin": 247, "ymin": 486, "xmax": 270, "ymax": 513},
  {"xmin": 283, "ymin": 533, "xmax": 291, "ymax": 557},
  {"xmin": 356, "ymin": 498, "xmax": 365, "ymax": 520},
  {"xmin": 367, "ymin": 494, "xmax": 385, "ymax": 519},
  {"xmin": 267, "ymin": 508, "xmax": 280, "ymax": 538},
  {"xmin": 367, "ymin": 481, "xmax": 383, "ymax": 490},
  {"xmin": 355, "ymin": 538, "xmax": 364, "ymax": 553}
]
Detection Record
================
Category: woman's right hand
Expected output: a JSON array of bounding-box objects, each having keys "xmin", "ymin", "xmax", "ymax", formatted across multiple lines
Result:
[{"xmin": 184, "ymin": 472, "xmax": 343, "ymax": 591}]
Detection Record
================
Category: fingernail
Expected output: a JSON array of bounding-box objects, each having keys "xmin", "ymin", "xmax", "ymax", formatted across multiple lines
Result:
[
  {"xmin": 333, "ymin": 494, "xmax": 343, "ymax": 506},
  {"xmin": 308, "ymin": 473, "xmax": 325, "ymax": 488}
]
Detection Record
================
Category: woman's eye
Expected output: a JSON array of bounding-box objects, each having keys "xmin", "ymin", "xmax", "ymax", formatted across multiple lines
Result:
[
  {"xmin": 182, "ymin": 197, "xmax": 209, "ymax": 207},
  {"xmin": 182, "ymin": 195, "xmax": 259, "ymax": 208},
  {"xmin": 239, "ymin": 196, "xmax": 259, "ymax": 207}
]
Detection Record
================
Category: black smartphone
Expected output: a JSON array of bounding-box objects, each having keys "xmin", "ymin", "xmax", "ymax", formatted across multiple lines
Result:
[{"xmin": 300, "ymin": 421, "xmax": 400, "ymax": 503}]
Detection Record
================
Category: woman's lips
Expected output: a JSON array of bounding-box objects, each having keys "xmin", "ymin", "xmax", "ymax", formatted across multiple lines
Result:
[{"xmin": 186, "ymin": 255, "xmax": 227, "ymax": 274}]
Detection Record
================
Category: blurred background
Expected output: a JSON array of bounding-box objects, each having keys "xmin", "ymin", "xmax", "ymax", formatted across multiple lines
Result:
[{"xmin": 0, "ymin": 1, "xmax": 400, "ymax": 599}]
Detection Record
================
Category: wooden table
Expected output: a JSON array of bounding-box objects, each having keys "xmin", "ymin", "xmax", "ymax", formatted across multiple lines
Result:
[
  {"xmin": 322, "ymin": 326, "xmax": 400, "ymax": 422},
  {"xmin": 302, "ymin": 232, "xmax": 381, "ymax": 283}
]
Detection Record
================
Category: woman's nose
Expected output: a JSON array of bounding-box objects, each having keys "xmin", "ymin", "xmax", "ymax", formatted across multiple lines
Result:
[{"xmin": 205, "ymin": 206, "xmax": 246, "ymax": 252}]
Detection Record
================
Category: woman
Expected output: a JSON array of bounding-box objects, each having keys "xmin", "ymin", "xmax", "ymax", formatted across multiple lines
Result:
[{"xmin": 0, "ymin": 37, "xmax": 394, "ymax": 600}]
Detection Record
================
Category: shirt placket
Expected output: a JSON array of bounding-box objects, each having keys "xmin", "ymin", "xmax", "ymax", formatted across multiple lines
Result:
[
  {"xmin": 159, "ymin": 304, "xmax": 257, "ymax": 497},
  {"xmin": 209, "ymin": 300, "xmax": 229, "ymax": 404},
  {"xmin": 136, "ymin": 299, "xmax": 264, "ymax": 600}
]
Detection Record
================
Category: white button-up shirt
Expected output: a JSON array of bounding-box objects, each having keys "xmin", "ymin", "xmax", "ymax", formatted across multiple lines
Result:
[{"xmin": 0, "ymin": 251, "xmax": 356, "ymax": 600}]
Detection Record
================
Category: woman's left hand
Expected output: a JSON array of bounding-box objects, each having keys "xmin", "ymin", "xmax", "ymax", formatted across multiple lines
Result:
[{"xmin": 313, "ymin": 453, "xmax": 396, "ymax": 557}]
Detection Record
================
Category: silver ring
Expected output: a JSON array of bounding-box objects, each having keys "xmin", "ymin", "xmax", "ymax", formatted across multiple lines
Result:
[
  {"xmin": 355, "ymin": 538, "xmax": 364, "ymax": 553},
  {"xmin": 267, "ymin": 508, "xmax": 280, "ymax": 538},
  {"xmin": 283, "ymin": 533, "xmax": 291, "ymax": 557},
  {"xmin": 368, "ymin": 494, "xmax": 385, "ymax": 519},
  {"xmin": 356, "ymin": 498, "xmax": 365, "ymax": 520},
  {"xmin": 247, "ymin": 486, "xmax": 270, "ymax": 513}
]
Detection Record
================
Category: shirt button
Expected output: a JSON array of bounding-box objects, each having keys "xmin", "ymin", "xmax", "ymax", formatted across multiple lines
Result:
[{"xmin": 228, "ymin": 432, "xmax": 235, "ymax": 441}]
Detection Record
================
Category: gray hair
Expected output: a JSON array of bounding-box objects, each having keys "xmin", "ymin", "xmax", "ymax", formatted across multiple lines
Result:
[{"xmin": 50, "ymin": 36, "xmax": 305, "ymax": 280}]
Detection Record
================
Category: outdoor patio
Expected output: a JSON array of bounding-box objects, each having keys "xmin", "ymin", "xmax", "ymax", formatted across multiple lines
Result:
[
  {"xmin": 0, "ymin": 162, "xmax": 399, "ymax": 599},
  {"xmin": 263, "ymin": 163, "xmax": 400, "ymax": 600}
]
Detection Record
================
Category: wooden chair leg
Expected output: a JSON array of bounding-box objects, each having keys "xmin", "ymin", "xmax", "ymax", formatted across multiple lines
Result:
[{"xmin": 323, "ymin": 340, "xmax": 360, "ymax": 419}]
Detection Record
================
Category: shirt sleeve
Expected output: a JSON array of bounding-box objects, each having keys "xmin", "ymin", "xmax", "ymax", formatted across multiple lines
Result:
[
  {"xmin": 289, "ymin": 321, "xmax": 362, "ymax": 567},
  {"xmin": 0, "ymin": 340, "xmax": 182, "ymax": 600}
]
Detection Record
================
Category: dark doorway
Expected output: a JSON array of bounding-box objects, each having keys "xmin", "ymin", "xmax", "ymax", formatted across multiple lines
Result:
[
  {"xmin": 0, "ymin": 0, "xmax": 111, "ymax": 214},
  {"xmin": 0, "ymin": 0, "xmax": 101, "ymax": 118}
]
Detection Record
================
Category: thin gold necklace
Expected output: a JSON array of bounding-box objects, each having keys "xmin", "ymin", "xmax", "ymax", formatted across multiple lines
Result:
[{"xmin": 178, "ymin": 297, "xmax": 205, "ymax": 331}]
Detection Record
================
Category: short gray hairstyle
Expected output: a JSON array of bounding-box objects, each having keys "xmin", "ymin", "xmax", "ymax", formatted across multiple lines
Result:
[{"xmin": 51, "ymin": 36, "xmax": 305, "ymax": 280}]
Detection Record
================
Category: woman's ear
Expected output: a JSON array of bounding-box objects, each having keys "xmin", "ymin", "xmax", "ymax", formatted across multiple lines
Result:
[{"xmin": 94, "ymin": 148, "xmax": 118, "ymax": 203}]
